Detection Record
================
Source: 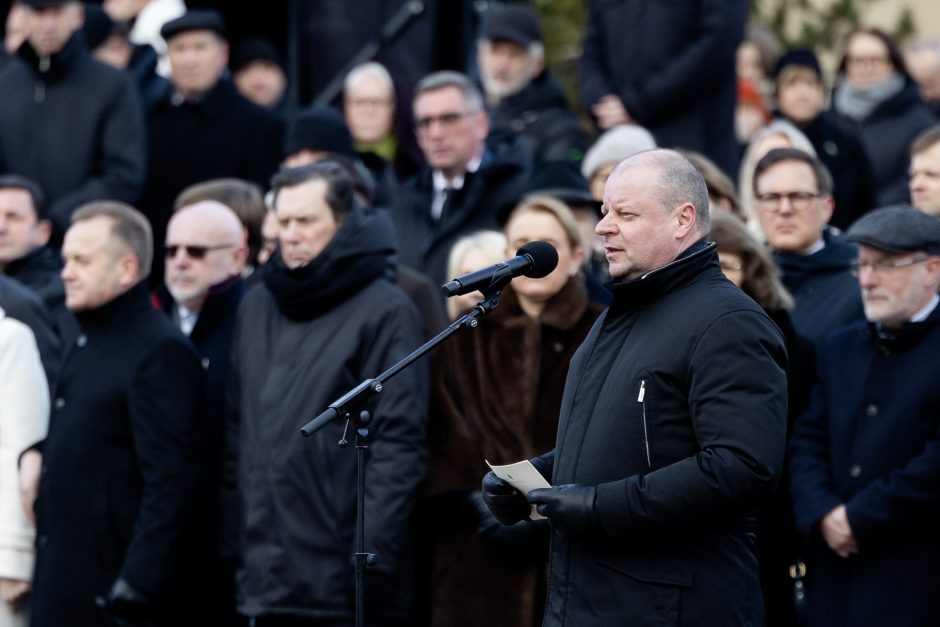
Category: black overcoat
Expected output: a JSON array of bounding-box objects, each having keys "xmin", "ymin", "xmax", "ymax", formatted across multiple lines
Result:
[
  {"xmin": 30, "ymin": 282, "xmax": 206, "ymax": 627},
  {"xmin": 579, "ymin": 0, "xmax": 748, "ymax": 176},
  {"xmin": 788, "ymin": 307, "xmax": 940, "ymax": 626}
]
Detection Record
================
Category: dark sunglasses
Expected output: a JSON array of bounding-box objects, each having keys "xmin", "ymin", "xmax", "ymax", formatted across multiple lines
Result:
[{"xmin": 164, "ymin": 244, "xmax": 235, "ymax": 259}]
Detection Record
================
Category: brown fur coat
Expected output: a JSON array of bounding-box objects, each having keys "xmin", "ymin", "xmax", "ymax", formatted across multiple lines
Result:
[{"xmin": 422, "ymin": 278, "xmax": 602, "ymax": 627}]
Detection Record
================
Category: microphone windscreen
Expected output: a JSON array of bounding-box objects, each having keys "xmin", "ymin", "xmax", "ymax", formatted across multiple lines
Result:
[{"xmin": 517, "ymin": 240, "xmax": 558, "ymax": 279}]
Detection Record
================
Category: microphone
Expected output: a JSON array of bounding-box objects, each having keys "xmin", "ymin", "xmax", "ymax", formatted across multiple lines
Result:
[{"xmin": 441, "ymin": 240, "xmax": 558, "ymax": 297}]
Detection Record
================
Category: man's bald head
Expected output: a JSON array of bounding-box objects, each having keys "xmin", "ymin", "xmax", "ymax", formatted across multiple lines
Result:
[
  {"xmin": 608, "ymin": 149, "xmax": 711, "ymax": 236},
  {"xmin": 165, "ymin": 200, "xmax": 247, "ymax": 312}
]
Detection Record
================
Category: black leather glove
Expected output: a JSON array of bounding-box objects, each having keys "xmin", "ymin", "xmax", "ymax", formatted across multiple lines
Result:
[
  {"xmin": 95, "ymin": 578, "xmax": 155, "ymax": 627},
  {"xmin": 481, "ymin": 471, "xmax": 531, "ymax": 525},
  {"xmin": 468, "ymin": 491, "xmax": 549, "ymax": 564},
  {"xmin": 527, "ymin": 484, "xmax": 599, "ymax": 537}
]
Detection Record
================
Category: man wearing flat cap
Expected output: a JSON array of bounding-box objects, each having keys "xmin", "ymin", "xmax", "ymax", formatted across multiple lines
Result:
[
  {"xmin": 476, "ymin": 3, "xmax": 587, "ymax": 166},
  {"xmin": 789, "ymin": 205, "xmax": 940, "ymax": 626},
  {"xmin": 140, "ymin": 8, "xmax": 284, "ymax": 286}
]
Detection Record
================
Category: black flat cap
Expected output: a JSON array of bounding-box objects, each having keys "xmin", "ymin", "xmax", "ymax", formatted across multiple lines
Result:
[
  {"xmin": 161, "ymin": 9, "xmax": 226, "ymax": 42},
  {"xmin": 846, "ymin": 205, "xmax": 940, "ymax": 255},
  {"xmin": 480, "ymin": 4, "xmax": 542, "ymax": 47},
  {"xmin": 286, "ymin": 107, "xmax": 356, "ymax": 159}
]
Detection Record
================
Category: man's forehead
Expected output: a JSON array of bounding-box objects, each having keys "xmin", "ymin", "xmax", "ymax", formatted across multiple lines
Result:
[
  {"xmin": 64, "ymin": 218, "xmax": 112, "ymax": 251},
  {"xmin": 913, "ymin": 142, "xmax": 940, "ymax": 165},
  {"xmin": 414, "ymin": 86, "xmax": 464, "ymax": 112}
]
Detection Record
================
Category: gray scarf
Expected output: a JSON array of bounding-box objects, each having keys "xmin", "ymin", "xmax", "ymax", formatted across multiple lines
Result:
[{"xmin": 834, "ymin": 73, "xmax": 905, "ymax": 122}]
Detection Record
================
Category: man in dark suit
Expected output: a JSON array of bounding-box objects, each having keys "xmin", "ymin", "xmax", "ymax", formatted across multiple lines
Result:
[
  {"xmin": 30, "ymin": 201, "xmax": 206, "ymax": 627},
  {"xmin": 391, "ymin": 70, "xmax": 529, "ymax": 286}
]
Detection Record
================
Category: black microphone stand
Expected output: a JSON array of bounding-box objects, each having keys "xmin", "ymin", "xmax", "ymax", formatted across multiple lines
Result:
[{"xmin": 300, "ymin": 279, "xmax": 511, "ymax": 627}]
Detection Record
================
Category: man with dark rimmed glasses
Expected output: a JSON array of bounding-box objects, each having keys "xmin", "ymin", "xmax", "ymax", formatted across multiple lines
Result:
[
  {"xmin": 789, "ymin": 205, "xmax": 940, "ymax": 626},
  {"xmin": 753, "ymin": 147, "xmax": 866, "ymax": 347},
  {"xmin": 390, "ymin": 70, "xmax": 529, "ymax": 286}
]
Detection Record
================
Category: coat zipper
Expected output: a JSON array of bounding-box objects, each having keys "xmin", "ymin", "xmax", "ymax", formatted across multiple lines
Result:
[{"xmin": 638, "ymin": 380, "xmax": 650, "ymax": 468}]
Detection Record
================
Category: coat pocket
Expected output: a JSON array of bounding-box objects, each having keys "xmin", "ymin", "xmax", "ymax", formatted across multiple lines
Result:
[{"xmin": 592, "ymin": 551, "xmax": 693, "ymax": 627}]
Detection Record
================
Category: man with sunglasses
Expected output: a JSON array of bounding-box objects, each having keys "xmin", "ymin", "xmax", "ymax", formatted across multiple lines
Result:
[
  {"xmin": 753, "ymin": 147, "xmax": 865, "ymax": 347},
  {"xmin": 392, "ymin": 70, "xmax": 529, "ymax": 286},
  {"xmin": 789, "ymin": 205, "xmax": 940, "ymax": 626},
  {"xmin": 152, "ymin": 199, "xmax": 247, "ymax": 625}
]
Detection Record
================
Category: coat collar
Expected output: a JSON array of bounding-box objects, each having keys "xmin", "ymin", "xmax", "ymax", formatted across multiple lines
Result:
[
  {"xmin": 607, "ymin": 239, "xmax": 718, "ymax": 311},
  {"xmin": 490, "ymin": 277, "xmax": 591, "ymax": 331},
  {"xmin": 16, "ymin": 32, "xmax": 84, "ymax": 80},
  {"xmin": 75, "ymin": 280, "xmax": 153, "ymax": 330}
]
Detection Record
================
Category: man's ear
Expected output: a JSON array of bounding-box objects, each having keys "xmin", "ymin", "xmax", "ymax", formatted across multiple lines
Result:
[
  {"xmin": 117, "ymin": 251, "xmax": 141, "ymax": 288},
  {"xmin": 675, "ymin": 202, "xmax": 697, "ymax": 239},
  {"xmin": 33, "ymin": 219, "xmax": 52, "ymax": 247}
]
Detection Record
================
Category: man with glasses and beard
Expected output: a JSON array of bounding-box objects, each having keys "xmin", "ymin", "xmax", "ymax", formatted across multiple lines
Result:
[{"xmin": 789, "ymin": 206, "xmax": 940, "ymax": 626}]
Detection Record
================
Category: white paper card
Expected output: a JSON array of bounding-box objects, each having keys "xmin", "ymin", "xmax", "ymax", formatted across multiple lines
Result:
[{"xmin": 486, "ymin": 459, "xmax": 552, "ymax": 520}]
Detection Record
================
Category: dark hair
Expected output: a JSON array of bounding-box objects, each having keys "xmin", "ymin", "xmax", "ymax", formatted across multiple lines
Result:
[
  {"xmin": 839, "ymin": 28, "xmax": 909, "ymax": 78},
  {"xmin": 911, "ymin": 124, "xmax": 940, "ymax": 157},
  {"xmin": 174, "ymin": 178, "xmax": 265, "ymax": 264},
  {"xmin": 710, "ymin": 213, "xmax": 794, "ymax": 311},
  {"xmin": 753, "ymin": 147, "xmax": 833, "ymax": 196},
  {"xmin": 71, "ymin": 201, "xmax": 153, "ymax": 278},
  {"xmin": 270, "ymin": 160, "xmax": 360, "ymax": 221},
  {"xmin": 0, "ymin": 174, "xmax": 46, "ymax": 220}
]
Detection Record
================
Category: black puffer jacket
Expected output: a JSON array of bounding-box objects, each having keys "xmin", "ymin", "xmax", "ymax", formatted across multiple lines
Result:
[
  {"xmin": 487, "ymin": 70, "xmax": 588, "ymax": 165},
  {"xmin": 540, "ymin": 241, "xmax": 788, "ymax": 627},
  {"xmin": 226, "ymin": 207, "xmax": 429, "ymax": 623}
]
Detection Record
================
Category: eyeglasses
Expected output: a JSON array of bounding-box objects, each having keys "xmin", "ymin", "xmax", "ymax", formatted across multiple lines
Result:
[
  {"xmin": 414, "ymin": 111, "xmax": 470, "ymax": 133},
  {"xmin": 755, "ymin": 191, "xmax": 822, "ymax": 213},
  {"xmin": 164, "ymin": 243, "xmax": 236, "ymax": 259},
  {"xmin": 348, "ymin": 97, "xmax": 392, "ymax": 109},
  {"xmin": 846, "ymin": 55, "xmax": 890, "ymax": 69},
  {"xmin": 849, "ymin": 256, "xmax": 929, "ymax": 277}
]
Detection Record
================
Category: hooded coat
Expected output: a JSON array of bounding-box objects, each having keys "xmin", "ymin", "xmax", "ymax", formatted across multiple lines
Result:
[
  {"xmin": 226, "ymin": 207, "xmax": 429, "ymax": 624},
  {"xmin": 540, "ymin": 242, "xmax": 788, "ymax": 627}
]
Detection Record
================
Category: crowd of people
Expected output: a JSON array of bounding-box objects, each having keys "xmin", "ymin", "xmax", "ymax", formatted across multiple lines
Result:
[{"xmin": 1, "ymin": 1, "xmax": 939, "ymax": 626}]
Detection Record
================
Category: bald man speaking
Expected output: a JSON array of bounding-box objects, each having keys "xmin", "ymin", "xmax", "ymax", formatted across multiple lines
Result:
[{"xmin": 153, "ymin": 199, "xmax": 249, "ymax": 623}]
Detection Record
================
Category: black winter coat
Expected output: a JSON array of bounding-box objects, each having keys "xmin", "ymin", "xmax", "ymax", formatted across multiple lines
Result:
[
  {"xmin": 788, "ymin": 306, "xmax": 940, "ymax": 626},
  {"xmin": 227, "ymin": 208, "xmax": 429, "ymax": 623},
  {"xmin": 774, "ymin": 229, "xmax": 866, "ymax": 348},
  {"xmin": 487, "ymin": 70, "xmax": 588, "ymax": 165},
  {"xmin": 31, "ymin": 282, "xmax": 206, "ymax": 627},
  {"xmin": 579, "ymin": 0, "xmax": 748, "ymax": 176},
  {"xmin": 540, "ymin": 242, "xmax": 788, "ymax": 627},
  {"xmin": 833, "ymin": 79, "xmax": 935, "ymax": 207},
  {"xmin": 0, "ymin": 35, "xmax": 145, "ymax": 233},
  {"xmin": 783, "ymin": 111, "xmax": 876, "ymax": 231},
  {"xmin": 391, "ymin": 146, "xmax": 529, "ymax": 285},
  {"xmin": 141, "ymin": 79, "xmax": 284, "ymax": 282}
]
